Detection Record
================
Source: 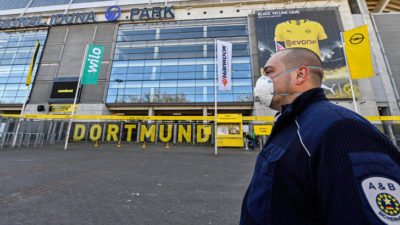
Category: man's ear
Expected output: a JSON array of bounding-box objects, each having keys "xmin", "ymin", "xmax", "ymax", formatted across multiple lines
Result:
[{"xmin": 295, "ymin": 66, "xmax": 309, "ymax": 85}]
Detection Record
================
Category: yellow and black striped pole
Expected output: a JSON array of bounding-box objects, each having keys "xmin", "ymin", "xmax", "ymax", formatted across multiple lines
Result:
[{"xmin": 26, "ymin": 41, "xmax": 40, "ymax": 86}]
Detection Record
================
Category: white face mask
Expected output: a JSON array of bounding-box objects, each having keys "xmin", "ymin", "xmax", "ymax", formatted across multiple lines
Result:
[
  {"xmin": 254, "ymin": 75, "xmax": 274, "ymax": 107},
  {"xmin": 254, "ymin": 66, "xmax": 323, "ymax": 108}
]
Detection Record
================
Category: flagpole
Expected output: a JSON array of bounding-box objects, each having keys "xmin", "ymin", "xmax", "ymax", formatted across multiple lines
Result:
[
  {"xmin": 12, "ymin": 84, "xmax": 30, "ymax": 148},
  {"xmin": 64, "ymin": 44, "xmax": 89, "ymax": 150},
  {"xmin": 214, "ymin": 39, "xmax": 218, "ymax": 156},
  {"xmin": 340, "ymin": 32, "xmax": 359, "ymax": 113},
  {"xmin": 12, "ymin": 41, "xmax": 40, "ymax": 148}
]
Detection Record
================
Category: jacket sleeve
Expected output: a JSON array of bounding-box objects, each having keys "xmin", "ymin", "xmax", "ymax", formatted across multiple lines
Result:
[{"xmin": 312, "ymin": 118, "xmax": 400, "ymax": 225}]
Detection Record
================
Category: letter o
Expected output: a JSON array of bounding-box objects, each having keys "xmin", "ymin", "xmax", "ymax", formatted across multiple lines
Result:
[
  {"xmin": 92, "ymin": 48, "xmax": 101, "ymax": 55},
  {"xmin": 89, "ymin": 124, "xmax": 102, "ymax": 141}
]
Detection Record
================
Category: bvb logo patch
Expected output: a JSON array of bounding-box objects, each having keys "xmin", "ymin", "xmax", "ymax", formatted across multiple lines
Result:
[
  {"xmin": 362, "ymin": 177, "xmax": 400, "ymax": 225},
  {"xmin": 376, "ymin": 193, "xmax": 400, "ymax": 216}
]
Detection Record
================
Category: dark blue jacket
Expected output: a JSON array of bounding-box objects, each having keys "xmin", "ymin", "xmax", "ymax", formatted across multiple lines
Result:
[{"xmin": 240, "ymin": 88, "xmax": 400, "ymax": 225}]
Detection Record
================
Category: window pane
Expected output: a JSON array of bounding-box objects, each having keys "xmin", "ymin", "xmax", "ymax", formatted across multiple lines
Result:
[
  {"xmin": 160, "ymin": 80, "xmax": 177, "ymax": 87},
  {"xmin": 233, "ymin": 79, "xmax": 252, "ymax": 86},
  {"xmin": 0, "ymin": 0, "xmax": 30, "ymax": 10},
  {"xmin": 234, "ymin": 93, "xmax": 253, "ymax": 102},
  {"xmin": 126, "ymin": 73, "xmax": 143, "ymax": 80},
  {"xmin": 233, "ymin": 86, "xmax": 253, "ymax": 94},
  {"xmin": 232, "ymin": 63, "xmax": 251, "ymax": 71},
  {"xmin": 31, "ymin": 0, "xmax": 69, "ymax": 7},
  {"xmin": 196, "ymin": 94, "xmax": 215, "ymax": 102},
  {"xmin": 160, "ymin": 87, "xmax": 176, "ymax": 94},
  {"xmin": 218, "ymin": 94, "xmax": 233, "ymax": 102},
  {"xmin": 177, "ymin": 87, "xmax": 195, "ymax": 95},
  {"xmin": 124, "ymin": 88, "xmax": 142, "ymax": 95},
  {"xmin": 177, "ymin": 80, "xmax": 195, "ymax": 87},
  {"xmin": 178, "ymin": 71, "xmax": 196, "ymax": 79},
  {"xmin": 125, "ymin": 81, "xmax": 142, "ymax": 88},
  {"xmin": 142, "ymin": 81, "xmax": 159, "ymax": 88},
  {"xmin": 160, "ymin": 72, "xmax": 177, "ymax": 80}
]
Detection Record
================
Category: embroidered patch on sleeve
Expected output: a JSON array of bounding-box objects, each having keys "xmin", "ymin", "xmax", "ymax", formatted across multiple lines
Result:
[{"xmin": 361, "ymin": 177, "xmax": 400, "ymax": 224}]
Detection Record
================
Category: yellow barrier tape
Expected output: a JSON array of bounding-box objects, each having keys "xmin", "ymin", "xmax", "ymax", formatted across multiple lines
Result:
[
  {"xmin": 0, "ymin": 114, "xmax": 215, "ymax": 121},
  {"xmin": 364, "ymin": 116, "xmax": 381, "ymax": 121},
  {"xmin": 242, "ymin": 116, "xmax": 275, "ymax": 122},
  {"xmin": 364, "ymin": 116, "xmax": 400, "ymax": 121},
  {"xmin": 73, "ymin": 115, "xmax": 215, "ymax": 121},
  {"xmin": 1, "ymin": 114, "xmax": 400, "ymax": 122},
  {"xmin": 25, "ymin": 114, "xmax": 70, "ymax": 119}
]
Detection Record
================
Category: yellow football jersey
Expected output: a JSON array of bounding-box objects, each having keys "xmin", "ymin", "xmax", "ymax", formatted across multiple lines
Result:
[{"xmin": 275, "ymin": 19, "xmax": 327, "ymax": 56}]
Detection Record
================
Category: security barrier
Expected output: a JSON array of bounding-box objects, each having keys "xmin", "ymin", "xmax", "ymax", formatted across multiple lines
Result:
[{"xmin": 0, "ymin": 115, "xmax": 399, "ymax": 149}]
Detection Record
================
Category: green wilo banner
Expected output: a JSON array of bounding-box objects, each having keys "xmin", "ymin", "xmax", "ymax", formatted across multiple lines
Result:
[{"xmin": 82, "ymin": 45, "xmax": 105, "ymax": 85}]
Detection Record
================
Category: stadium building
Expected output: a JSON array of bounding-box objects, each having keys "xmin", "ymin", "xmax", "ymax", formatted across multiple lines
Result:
[{"xmin": 0, "ymin": 0, "xmax": 399, "ymax": 119}]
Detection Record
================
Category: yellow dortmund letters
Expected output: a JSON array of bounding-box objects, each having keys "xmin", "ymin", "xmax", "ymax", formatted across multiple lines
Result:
[
  {"xmin": 197, "ymin": 125, "xmax": 211, "ymax": 143},
  {"xmin": 159, "ymin": 124, "xmax": 173, "ymax": 142},
  {"xmin": 178, "ymin": 125, "xmax": 191, "ymax": 143},
  {"xmin": 140, "ymin": 124, "xmax": 155, "ymax": 142}
]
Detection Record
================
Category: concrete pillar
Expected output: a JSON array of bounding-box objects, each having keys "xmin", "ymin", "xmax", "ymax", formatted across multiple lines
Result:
[
  {"xmin": 248, "ymin": 14, "xmax": 277, "ymax": 117},
  {"xmin": 356, "ymin": 0, "xmax": 400, "ymax": 116},
  {"xmin": 203, "ymin": 107, "xmax": 207, "ymax": 123},
  {"xmin": 148, "ymin": 108, "xmax": 154, "ymax": 124},
  {"xmin": 148, "ymin": 108, "xmax": 154, "ymax": 116}
]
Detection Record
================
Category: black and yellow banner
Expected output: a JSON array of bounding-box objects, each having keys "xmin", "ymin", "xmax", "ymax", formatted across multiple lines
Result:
[
  {"xmin": 26, "ymin": 40, "xmax": 40, "ymax": 86},
  {"xmin": 343, "ymin": 25, "xmax": 374, "ymax": 79},
  {"xmin": 49, "ymin": 104, "xmax": 77, "ymax": 113}
]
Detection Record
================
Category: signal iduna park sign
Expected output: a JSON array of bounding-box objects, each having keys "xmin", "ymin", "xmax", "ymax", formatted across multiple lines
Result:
[{"xmin": 0, "ymin": 5, "xmax": 175, "ymax": 29}]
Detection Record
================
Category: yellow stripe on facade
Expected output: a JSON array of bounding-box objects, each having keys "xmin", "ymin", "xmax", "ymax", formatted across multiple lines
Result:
[{"xmin": 1, "ymin": 114, "xmax": 400, "ymax": 122}]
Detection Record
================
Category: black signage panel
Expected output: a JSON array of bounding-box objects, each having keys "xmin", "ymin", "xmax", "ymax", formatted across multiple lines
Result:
[{"xmin": 49, "ymin": 77, "xmax": 80, "ymax": 103}]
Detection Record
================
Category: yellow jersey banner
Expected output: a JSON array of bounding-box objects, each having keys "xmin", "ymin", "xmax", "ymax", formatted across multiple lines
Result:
[
  {"xmin": 275, "ymin": 19, "xmax": 327, "ymax": 56},
  {"xmin": 343, "ymin": 25, "xmax": 374, "ymax": 79}
]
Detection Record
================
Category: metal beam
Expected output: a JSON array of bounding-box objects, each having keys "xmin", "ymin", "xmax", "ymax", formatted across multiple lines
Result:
[
  {"xmin": 387, "ymin": 2, "xmax": 400, "ymax": 9},
  {"xmin": 372, "ymin": 0, "xmax": 391, "ymax": 12}
]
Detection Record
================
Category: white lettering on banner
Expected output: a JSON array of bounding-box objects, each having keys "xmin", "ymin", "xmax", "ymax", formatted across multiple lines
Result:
[
  {"xmin": 88, "ymin": 48, "xmax": 101, "ymax": 73},
  {"xmin": 222, "ymin": 46, "xmax": 227, "ymax": 85},
  {"xmin": 217, "ymin": 40, "xmax": 232, "ymax": 91}
]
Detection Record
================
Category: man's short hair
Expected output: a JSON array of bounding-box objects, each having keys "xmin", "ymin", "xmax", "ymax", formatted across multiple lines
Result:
[{"xmin": 277, "ymin": 48, "xmax": 324, "ymax": 85}]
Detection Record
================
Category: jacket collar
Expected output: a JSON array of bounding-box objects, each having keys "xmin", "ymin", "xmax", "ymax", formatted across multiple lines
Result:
[{"xmin": 279, "ymin": 88, "xmax": 327, "ymax": 118}]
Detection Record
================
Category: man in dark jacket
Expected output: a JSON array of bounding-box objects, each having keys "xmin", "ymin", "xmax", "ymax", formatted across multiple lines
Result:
[{"xmin": 240, "ymin": 47, "xmax": 400, "ymax": 225}]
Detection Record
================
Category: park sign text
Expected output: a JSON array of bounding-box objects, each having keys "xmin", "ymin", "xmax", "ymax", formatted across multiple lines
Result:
[{"xmin": 0, "ymin": 6, "xmax": 174, "ymax": 30}]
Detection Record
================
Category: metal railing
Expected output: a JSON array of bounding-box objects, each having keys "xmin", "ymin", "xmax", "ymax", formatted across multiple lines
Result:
[{"xmin": 0, "ymin": 115, "xmax": 399, "ymax": 149}]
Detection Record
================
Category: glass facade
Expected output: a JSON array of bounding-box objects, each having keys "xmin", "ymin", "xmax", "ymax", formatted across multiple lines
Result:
[
  {"xmin": 0, "ymin": 0, "xmax": 31, "ymax": 10},
  {"xmin": 0, "ymin": 0, "xmax": 111, "ymax": 10},
  {"xmin": 0, "ymin": 30, "xmax": 46, "ymax": 104},
  {"xmin": 73, "ymin": 0, "xmax": 110, "ymax": 3},
  {"xmin": 30, "ymin": 0, "xmax": 70, "ymax": 7},
  {"xmin": 107, "ymin": 18, "xmax": 253, "ymax": 104}
]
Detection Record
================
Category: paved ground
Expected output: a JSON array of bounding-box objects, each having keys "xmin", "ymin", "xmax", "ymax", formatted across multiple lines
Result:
[{"xmin": 0, "ymin": 143, "xmax": 258, "ymax": 225}]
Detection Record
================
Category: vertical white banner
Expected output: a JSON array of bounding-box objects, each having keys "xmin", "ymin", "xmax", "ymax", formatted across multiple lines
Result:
[{"xmin": 217, "ymin": 40, "xmax": 232, "ymax": 91}]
